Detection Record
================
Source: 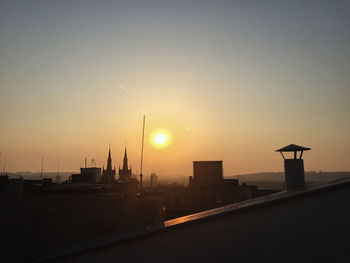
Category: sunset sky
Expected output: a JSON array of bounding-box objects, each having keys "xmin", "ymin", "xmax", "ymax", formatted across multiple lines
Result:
[{"xmin": 1, "ymin": 0, "xmax": 349, "ymax": 176}]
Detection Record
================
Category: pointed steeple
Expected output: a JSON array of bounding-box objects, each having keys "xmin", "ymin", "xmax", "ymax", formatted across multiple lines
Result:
[
  {"xmin": 106, "ymin": 147, "xmax": 112, "ymax": 171},
  {"xmin": 102, "ymin": 144, "xmax": 116, "ymax": 183},
  {"xmin": 123, "ymin": 147, "xmax": 128, "ymax": 170}
]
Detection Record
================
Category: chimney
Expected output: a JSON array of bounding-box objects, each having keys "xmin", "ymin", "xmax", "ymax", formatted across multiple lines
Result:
[{"xmin": 276, "ymin": 144, "xmax": 311, "ymax": 190}]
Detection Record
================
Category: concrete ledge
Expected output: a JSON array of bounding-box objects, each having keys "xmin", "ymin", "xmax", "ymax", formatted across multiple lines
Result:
[{"xmin": 33, "ymin": 177, "xmax": 350, "ymax": 263}]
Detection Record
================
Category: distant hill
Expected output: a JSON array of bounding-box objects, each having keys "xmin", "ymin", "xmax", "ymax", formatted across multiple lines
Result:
[
  {"xmin": 232, "ymin": 171, "xmax": 350, "ymax": 182},
  {"xmin": 230, "ymin": 171, "xmax": 350, "ymax": 190}
]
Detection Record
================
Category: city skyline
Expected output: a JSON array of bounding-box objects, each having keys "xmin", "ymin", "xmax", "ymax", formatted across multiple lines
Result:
[{"xmin": 1, "ymin": 0, "xmax": 350, "ymax": 175}]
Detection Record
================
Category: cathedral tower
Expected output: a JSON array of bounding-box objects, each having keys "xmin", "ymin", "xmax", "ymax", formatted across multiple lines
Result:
[
  {"xmin": 119, "ymin": 147, "xmax": 132, "ymax": 181},
  {"xmin": 102, "ymin": 147, "xmax": 116, "ymax": 183}
]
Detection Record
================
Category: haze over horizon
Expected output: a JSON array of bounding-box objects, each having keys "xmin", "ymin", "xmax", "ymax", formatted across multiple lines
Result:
[{"xmin": 1, "ymin": 0, "xmax": 349, "ymax": 175}]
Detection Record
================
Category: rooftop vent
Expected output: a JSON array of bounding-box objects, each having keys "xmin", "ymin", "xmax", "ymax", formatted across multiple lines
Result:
[{"xmin": 276, "ymin": 144, "xmax": 311, "ymax": 190}]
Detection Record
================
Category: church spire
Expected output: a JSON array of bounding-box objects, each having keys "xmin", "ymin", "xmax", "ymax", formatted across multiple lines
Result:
[
  {"xmin": 123, "ymin": 147, "xmax": 128, "ymax": 170},
  {"xmin": 106, "ymin": 147, "xmax": 112, "ymax": 171},
  {"xmin": 119, "ymin": 147, "xmax": 132, "ymax": 181}
]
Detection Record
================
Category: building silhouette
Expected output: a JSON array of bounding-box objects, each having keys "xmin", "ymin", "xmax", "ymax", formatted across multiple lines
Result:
[
  {"xmin": 190, "ymin": 161, "xmax": 223, "ymax": 187},
  {"xmin": 102, "ymin": 147, "xmax": 116, "ymax": 184},
  {"xmin": 113, "ymin": 147, "xmax": 139, "ymax": 196},
  {"xmin": 163, "ymin": 160, "xmax": 278, "ymax": 217},
  {"xmin": 150, "ymin": 173, "xmax": 158, "ymax": 188},
  {"xmin": 71, "ymin": 167, "xmax": 101, "ymax": 183},
  {"xmin": 119, "ymin": 148, "xmax": 132, "ymax": 182}
]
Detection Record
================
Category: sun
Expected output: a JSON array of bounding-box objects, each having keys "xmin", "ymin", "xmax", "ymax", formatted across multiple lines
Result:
[
  {"xmin": 154, "ymin": 133, "xmax": 167, "ymax": 145},
  {"xmin": 151, "ymin": 129, "xmax": 171, "ymax": 148}
]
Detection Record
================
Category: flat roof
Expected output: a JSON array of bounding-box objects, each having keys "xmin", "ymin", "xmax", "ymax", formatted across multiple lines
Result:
[
  {"xmin": 193, "ymin": 160, "xmax": 222, "ymax": 164},
  {"xmin": 34, "ymin": 177, "xmax": 350, "ymax": 263}
]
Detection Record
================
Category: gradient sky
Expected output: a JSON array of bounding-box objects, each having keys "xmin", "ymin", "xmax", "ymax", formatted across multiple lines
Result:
[{"xmin": 1, "ymin": 0, "xmax": 349, "ymax": 176}]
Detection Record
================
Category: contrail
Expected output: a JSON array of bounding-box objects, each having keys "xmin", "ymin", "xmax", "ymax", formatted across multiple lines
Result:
[{"xmin": 119, "ymin": 84, "xmax": 128, "ymax": 92}]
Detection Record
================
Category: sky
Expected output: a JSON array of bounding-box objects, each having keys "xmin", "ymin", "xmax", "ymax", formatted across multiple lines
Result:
[{"xmin": 0, "ymin": 0, "xmax": 349, "ymax": 176}]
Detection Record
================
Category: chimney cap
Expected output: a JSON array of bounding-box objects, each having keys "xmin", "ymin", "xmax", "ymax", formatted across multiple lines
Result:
[{"xmin": 276, "ymin": 144, "xmax": 311, "ymax": 152}]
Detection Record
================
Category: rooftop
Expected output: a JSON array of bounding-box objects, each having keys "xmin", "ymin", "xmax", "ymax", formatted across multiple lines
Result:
[{"xmin": 35, "ymin": 177, "xmax": 350, "ymax": 263}]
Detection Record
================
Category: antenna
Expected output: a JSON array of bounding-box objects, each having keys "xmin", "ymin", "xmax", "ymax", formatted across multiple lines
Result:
[
  {"xmin": 0, "ymin": 152, "xmax": 2, "ymax": 175},
  {"xmin": 40, "ymin": 157, "xmax": 44, "ymax": 180},
  {"xmin": 0, "ymin": 152, "xmax": 3, "ymax": 175},
  {"xmin": 57, "ymin": 162, "xmax": 60, "ymax": 184},
  {"xmin": 140, "ymin": 115, "xmax": 145, "ymax": 189}
]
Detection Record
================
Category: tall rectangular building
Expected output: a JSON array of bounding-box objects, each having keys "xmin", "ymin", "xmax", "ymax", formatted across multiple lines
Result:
[{"xmin": 192, "ymin": 161, "xmax": 223, "ymax": 187}]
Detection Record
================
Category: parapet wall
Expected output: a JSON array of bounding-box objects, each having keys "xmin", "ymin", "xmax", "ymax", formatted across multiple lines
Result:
[{"xmin": 0, "ymin": 193, "xmax": 164, "ymax": 262}]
